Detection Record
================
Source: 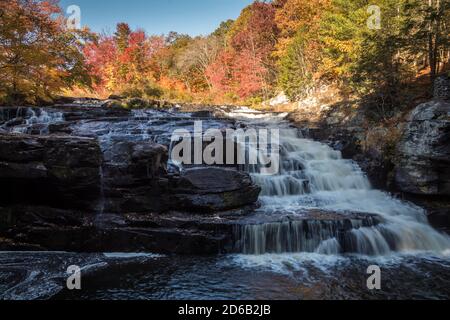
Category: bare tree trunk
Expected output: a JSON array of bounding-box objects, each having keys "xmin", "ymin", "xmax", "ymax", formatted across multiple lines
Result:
[{"xmin": 428, "ymin": 0, "xmax": 436, "ymax": 81}]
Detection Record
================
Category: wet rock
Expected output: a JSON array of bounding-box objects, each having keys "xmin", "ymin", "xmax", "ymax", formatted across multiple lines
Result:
[
  {"xmin": 102, "ymin": 140, "xmax": 168, "ymax": 181},
  {"xmin": 395, "ymin": 100, "xmax": 450, "ymax": 195},
  {"xmin": 1, "ymin": 106, "xmax": 259, "ymax": 215},
  {"xmin": 190, "ymin": 110, "xmax": 213, "ymax": 118},
  {"xmin": 170, "ymin": 167, "xmax": 261, "ymax": 212},
  {"xmin": 59, "ymin": 105, "xmax": 130, "ymax": 122},
  {"xmin": 0, "ymin": 134, "xmax": 102, "ymax": 210},
  {"xmin": 0, "ymin": 205, "xmax": 384, "ymax": 255},
  {"xmin": 0, "ymin": 105, "xmax": 265, "ymax": 254},
  {"xmin": 0, "ymin": 237, "xmax": 43, "ymax": 251},
  {"xmin": 48, "ymin": 122, "xmax": 73, "ymax": 135},
  {"xmin": 4, "ymin": 117, "xmax": 25, "ymax": 127},
  {"xmin": 52, "ymin": 96, "xmax": 79, "ymax": 105},
  {"xmin": 100, "ymin": 140, "xmax": 169, "ymax": 213},
  {"xmin": 0, "ymin": 206, "xmax": 238, "ymax": 254}
]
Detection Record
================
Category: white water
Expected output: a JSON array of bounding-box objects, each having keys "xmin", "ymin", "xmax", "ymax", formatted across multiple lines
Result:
[
  {"xmin": 226, "ymin": 108, "xmax": 450, "ymax": 256},
  {"xmin": 9, "ymin": 108, "xmax": 64, "ymax": 135}
]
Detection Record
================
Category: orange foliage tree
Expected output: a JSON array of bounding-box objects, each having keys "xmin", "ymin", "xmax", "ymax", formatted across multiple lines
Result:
[{"xmin": 0, "ymin": 0, "xmax": 92, "ymax": 104}]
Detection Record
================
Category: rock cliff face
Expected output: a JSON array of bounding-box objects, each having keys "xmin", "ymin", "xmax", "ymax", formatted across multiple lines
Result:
[
  {"xmin": 395, "ymin": 100, "xmax": 450, "ymax": 195},
  {"xmin": 99, "ymin": 138, "xmax": 170, "ymax": 213}
]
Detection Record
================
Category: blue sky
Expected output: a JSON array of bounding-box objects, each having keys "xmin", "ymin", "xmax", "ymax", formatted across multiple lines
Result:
[{"xmin": 59, "ymin": 0, "xmax": 254, "ymax": 36}]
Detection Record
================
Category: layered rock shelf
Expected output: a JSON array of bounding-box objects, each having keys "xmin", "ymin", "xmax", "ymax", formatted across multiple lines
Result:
[{"xmin": 0, "ymin": 102, "xmax": 392, "ymax": 254}]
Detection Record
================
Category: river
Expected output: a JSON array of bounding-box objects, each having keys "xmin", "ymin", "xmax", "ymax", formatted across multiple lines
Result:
[{"xmin": 0, "ymin": 105, "xmax": 449, "ymax": 300}]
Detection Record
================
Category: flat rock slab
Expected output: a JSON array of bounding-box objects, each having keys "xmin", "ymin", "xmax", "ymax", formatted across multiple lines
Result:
[{"xmin": 0, "ymin": 205, "xmax": 383, "ymax": 255}]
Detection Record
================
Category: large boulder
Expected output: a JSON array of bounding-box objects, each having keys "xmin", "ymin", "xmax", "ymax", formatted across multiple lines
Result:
[
  {"xmin": 395, "ymin": 100, "xmax": 450, "ymax": 195},
  {"xmin": 0, "ymin": 134, "xmax": 102, "ymax": 210},
  {"xmin": 170, "ymin": 167, "xmax": 261, "ymax": 212}
]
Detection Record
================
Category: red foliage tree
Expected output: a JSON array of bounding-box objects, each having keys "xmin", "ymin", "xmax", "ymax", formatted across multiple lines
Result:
[{"xmin": 206, "ymin": 2, "xmax": 278, "ymax": 100}]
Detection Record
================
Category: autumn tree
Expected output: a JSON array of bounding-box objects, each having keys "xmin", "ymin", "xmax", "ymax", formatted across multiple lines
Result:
[
  {"xmin": 274, "ymin": 0, "xmax": 331, "ymax": 99},
  {"xmin": 5, "ymin": 0, "xmax": 442, "ymax": 107},
  {"xmin": 207, "ymin": 1, "xmax": 278, "ymax": 100},
  {"xmin": 318, "ymin": 0, "xmax": 450, "ymax": 118},
  {"xmin": 114, "ymin": 23, "xmax": 132, "ymax": 53},
  {"xmin": 403, "ymin": 0, "xmax": 450, "ymax": 81},
  {"xmin": 0, "ymin": 0, "xmax": 92, "ymax": 104},
  {"xmin": 274, "ymin": 0, "xmax": 330, "ymax": 58},
  {"xmin": 211, "ymin": 19, "xmax": 234, "ymax": 46},
  {"xmin": 84, "ymin": 23, "xmax": 165, "ymax": 98},
  {"xmin": 175, "ymin": 36, "xmax": 221, "ymax": 92},
  {"xmin": 150, "ymin": 32, "xmax": 191, "ymax": 81},
  {"xmin": 278, "ymin": 29, "xmax": 313, "ymax": 100},
  {"xmin": 205, "ymin": 50, "xmax": 235, "ymax": 98},
  {"xmin": 319, "ymin": 0, "xmax": 379, "ymax": 88}
]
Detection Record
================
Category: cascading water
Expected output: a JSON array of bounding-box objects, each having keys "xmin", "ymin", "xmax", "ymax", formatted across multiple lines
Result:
[
  {"xmin": 227, "ymin": 108, "xmax": 450, "ymax": 256},
  {"xmin": 234, "ymin": 217, "xmax": 381, "ymax": 255},
  {"xmin": 72, "ymin": 108, "xmax": 229, "ymax": 215},
  {"xmin": 0, "ymin": 107, "xmax": 64, "ymax": 135}
]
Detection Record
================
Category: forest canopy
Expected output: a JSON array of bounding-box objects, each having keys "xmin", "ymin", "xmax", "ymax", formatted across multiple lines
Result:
[{"xmin": 0, "ymin": 0, "xmax": 449, "ymax": 108}]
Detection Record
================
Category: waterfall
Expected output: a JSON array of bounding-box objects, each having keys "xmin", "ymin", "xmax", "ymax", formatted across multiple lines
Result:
[
  {"xmin": 234, "ymin": 217, "xmax": 379, "ymax": 255},
  {"xmin": 0, "ymin": 107, "xmax": 64, "ymax": 135},
  {"xmin": 227, "ymin": 108, "xmax": 450, "ymax": 256}
]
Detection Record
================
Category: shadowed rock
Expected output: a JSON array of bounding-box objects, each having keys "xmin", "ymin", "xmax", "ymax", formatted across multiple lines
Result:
[
  {"xmin": 0, "ymin": 205, "xmax": 383, "ymax": 255},
  {"xmin": 170, "ymin": 167, "xmax": 261, "ymax": 212},
  {"xmin": 0, "ymin": 134, "xmax": 102, "ymax": 210},
  {"xmin": 395, "ymin": 100, "xmax": 450, "ymax": 195}
]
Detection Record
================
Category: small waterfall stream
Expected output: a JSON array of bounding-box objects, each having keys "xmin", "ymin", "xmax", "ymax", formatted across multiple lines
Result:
[
  {"xmin": 227, "ymin": 108, "xmax": 450, "ymax": 256},
  {"xmin": 10, "ymin": 108, "xmax": 63, "ymax": 135}
]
